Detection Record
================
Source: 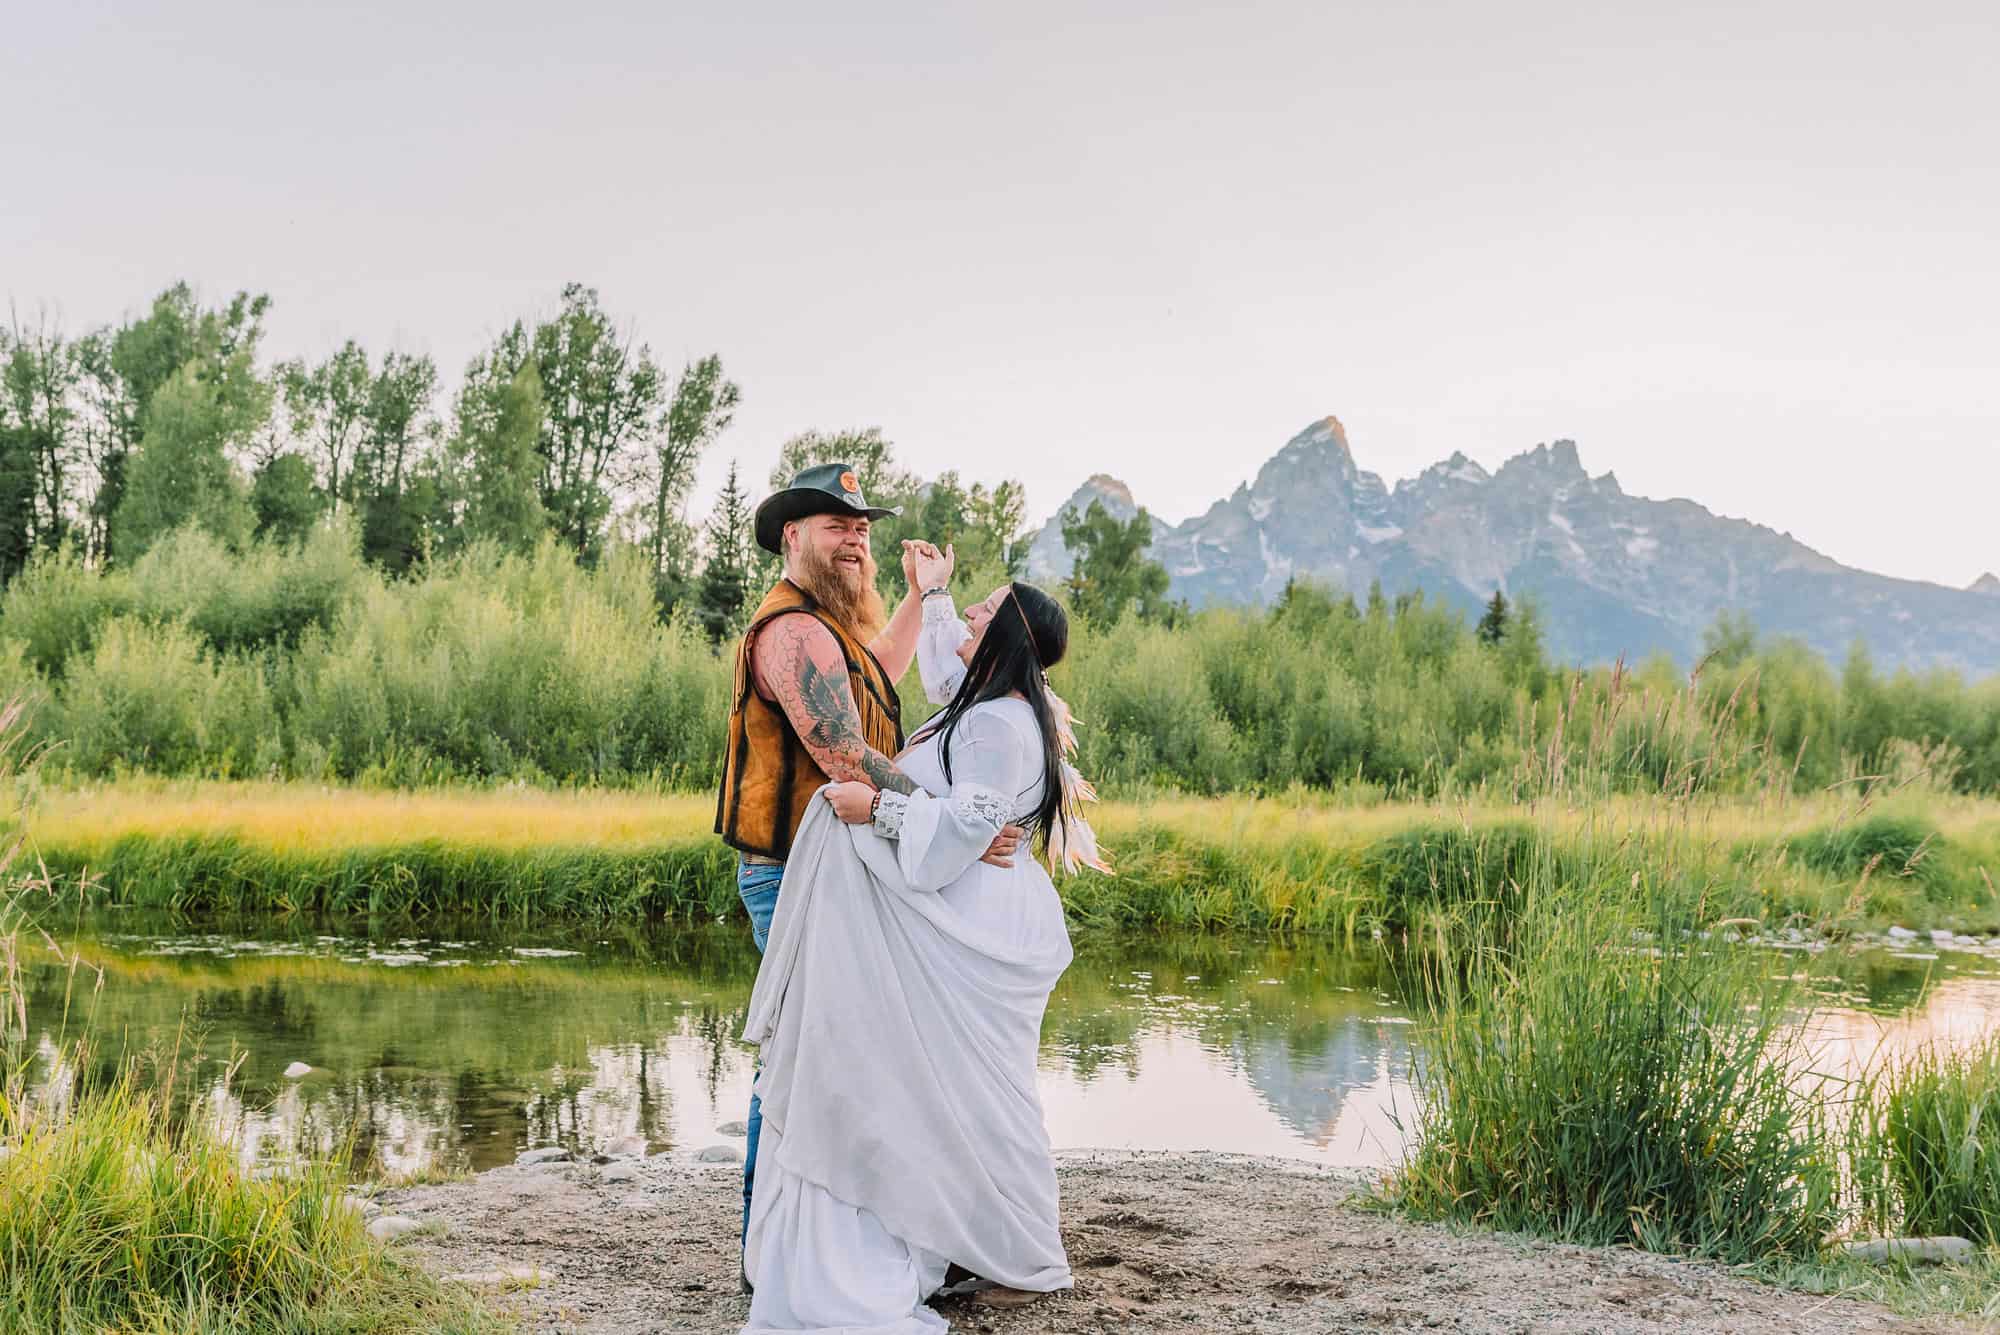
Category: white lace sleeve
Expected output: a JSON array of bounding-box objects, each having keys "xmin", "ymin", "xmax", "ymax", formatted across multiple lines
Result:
[
  {"xmin": 917, "ymin": 594, "xmax": 970, "ymax": 705},
  {"xmin": 871, "ymin": 706, "xmax": 1032, "ymax": 893}
]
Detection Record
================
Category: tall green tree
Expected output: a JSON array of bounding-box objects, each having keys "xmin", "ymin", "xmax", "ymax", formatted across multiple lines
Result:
[
  {"xmin": 354, "ymin": 352, "xmax": 439, "ymax": 571},
  {"xmin": 1702, "ymin": 608, "xmax": 1759, "ymax": 669},
  {"xmin": 278, "ymin": 341, "xmax": 370, "ymax": 505},
  {"xmin": 648, "ymin": 355, "xmax": 739, "ymax": 587},
  {"xmin": 0, "ymin": 315, "xmax": 84, "ymax": 575},
  {"xmin": 1477, "ymin": 588, "xmax": 1510, "ymax": 645},
  {"xmin": 454, "ymin": 363, "xmax": 548, "ymax": 554},
  {"xmin": 696, "ymin": 461, "xmax": 755, "ymax": 640},
  {"xmin": 1060, "ymin": 500, "xmax": 1170, "ymax": 623},
  {"xmin": 111, "ymin": 367, "xmax": 256, "ymax": 561},
  {"xmin": 99, "ymin": 284, "xmax": 272, "ymax": 562}
]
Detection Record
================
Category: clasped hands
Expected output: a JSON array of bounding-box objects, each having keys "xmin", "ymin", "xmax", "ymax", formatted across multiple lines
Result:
[
  {"xmin": 899, "ymin": 539, "xmax": 955, "ymax": 595},
  {"xmin": 821, "ymin": 781, "xmax": 1026, "ymax": 868}
]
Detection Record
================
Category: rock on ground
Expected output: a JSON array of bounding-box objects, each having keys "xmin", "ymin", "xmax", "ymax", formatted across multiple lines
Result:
[{"xmin": 380, "ymin": 1150, "xmax": 1966, "ymax": 1334}]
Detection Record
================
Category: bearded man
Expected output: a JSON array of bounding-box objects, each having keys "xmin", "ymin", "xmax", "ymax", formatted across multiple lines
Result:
[{"xmin": 715, "ymin": 462, "xmax": 1025, "ymax": 1277}]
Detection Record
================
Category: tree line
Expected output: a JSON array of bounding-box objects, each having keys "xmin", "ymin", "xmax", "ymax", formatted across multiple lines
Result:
[{"xmin": 0, "ymin": 283, "xmax": 1181, "ymax": 641}]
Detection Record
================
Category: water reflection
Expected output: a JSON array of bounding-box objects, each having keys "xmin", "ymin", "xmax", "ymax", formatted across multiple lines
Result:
[{"xmin": 17, "ymin": 912, "xmax": 2000, "ymax": 1181}]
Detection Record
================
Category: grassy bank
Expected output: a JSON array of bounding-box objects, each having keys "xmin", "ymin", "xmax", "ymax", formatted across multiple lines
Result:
[
  {"xmin": 16, "ymin": 780, "xmax": 2000, "ymax": 933},
  {"xmin": 1388, "ymin": 868, "xmax": 2000, "ymax": 1322}
]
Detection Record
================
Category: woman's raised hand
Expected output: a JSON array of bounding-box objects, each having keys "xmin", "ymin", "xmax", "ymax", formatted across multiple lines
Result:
[{"xmin": 913, "ymin": 541, "xmax": 955, "ymax": 592}]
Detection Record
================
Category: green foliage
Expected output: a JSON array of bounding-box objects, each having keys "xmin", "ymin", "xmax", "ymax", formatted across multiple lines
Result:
[
  {"xmin": 451, "ymin": 363, "xmax": 548, "ymax": 555},
  {"xmin": 696, "ymin": 461, "xmax": 754, "ymax": 641},
  {"xmin": 1475, "ymin": 588, "xmax": 1508, "ymax": 645},
  {"xmin": 1394, "ymin": 885, "xmax": 1842, "ymax": 1262},
  {"xmin": 251, "ymin": 453, "xmax": 324, "ymax": 544},
  {"xmin": 1860, "ymin": 1036, "xmax": 2000, "ymax": 1246},
  {"xmin": 1060, "ymin": 500, "xmax": 1171, "ymax": 624},
  {"xmin": 112, "ymin": 368, "xmax": 259, "ymax": 563}
]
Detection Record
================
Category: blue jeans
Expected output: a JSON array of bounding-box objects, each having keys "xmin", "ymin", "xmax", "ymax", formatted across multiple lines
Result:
[{"xmin": 737, "ymin": 856, "xmax": 784, "ymax": 1243}]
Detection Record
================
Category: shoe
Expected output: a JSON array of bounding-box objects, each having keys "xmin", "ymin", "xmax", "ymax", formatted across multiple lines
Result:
[
  {"xmin": 932, "ymin": 1263, "xmax": 993, "ymax": 1299},
  {"xmin": 740, "ymin": 1261, "xmax": 754, "ymax": 1297}
]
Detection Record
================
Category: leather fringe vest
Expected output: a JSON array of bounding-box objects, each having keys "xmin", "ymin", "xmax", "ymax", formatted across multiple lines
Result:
[{"xmin": 715, "ymin": 579, "xmax": 904, "ymax": 860}]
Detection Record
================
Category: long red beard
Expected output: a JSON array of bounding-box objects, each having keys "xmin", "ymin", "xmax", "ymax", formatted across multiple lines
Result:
[{"xmin": 792, "ymin": 543, "xmax": 886, "ymax": 641}]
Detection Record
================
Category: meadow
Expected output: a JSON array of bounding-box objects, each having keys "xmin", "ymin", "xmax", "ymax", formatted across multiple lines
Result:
[{"xmin": 16, "ymin": 780, "xmax": 1999, "ymax": 935}]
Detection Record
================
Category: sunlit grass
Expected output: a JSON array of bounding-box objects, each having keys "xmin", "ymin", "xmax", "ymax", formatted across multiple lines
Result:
[{"xmin": 13, "ymin": 780, "xmax": 1999, "ymax": 932}]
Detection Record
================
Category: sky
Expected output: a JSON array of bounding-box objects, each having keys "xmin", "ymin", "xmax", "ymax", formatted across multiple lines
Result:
[{"xmin": 6, "ymin": 0, "xmax": 1997, "ymax": 588}]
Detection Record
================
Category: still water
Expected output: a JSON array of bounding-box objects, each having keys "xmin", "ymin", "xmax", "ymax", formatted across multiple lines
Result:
[{"xmin": 19, "ymin": 913, "xmax": 2000, "ymax": 1181}]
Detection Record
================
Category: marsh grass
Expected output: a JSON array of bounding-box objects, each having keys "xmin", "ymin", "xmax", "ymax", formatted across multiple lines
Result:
[
  {"xmin": 1389, "ymin": 880, "xmax": 1846, "ymax": 1262},
  {"xmin": 0, "ymin": 1056, "xmax": 505, "ymax": 1334},
  {"xmin": 1852, "ymin": 1034, "xmax": 2000, "ymax": 1248}
]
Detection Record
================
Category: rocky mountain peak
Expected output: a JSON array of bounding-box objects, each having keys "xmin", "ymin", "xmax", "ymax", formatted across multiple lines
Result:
[
  {"xmin": 1972, "ymin": 572, "xmax": 2000, "ymax": 596},
  {"xmin": 1494, "ymin": 439, "xmax": 1587, "ymax": 488}
]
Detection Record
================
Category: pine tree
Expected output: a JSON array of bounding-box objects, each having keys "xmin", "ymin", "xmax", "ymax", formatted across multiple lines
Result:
[
  {"xmin": 696, "ymin": 461, "xmax": 754, "ymax": 641},
  {"xmin": 1477, "ymin": 588, "xmax": 1510, "ymax": 645}
]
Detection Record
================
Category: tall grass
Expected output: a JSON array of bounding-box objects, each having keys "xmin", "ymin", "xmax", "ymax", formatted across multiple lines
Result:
[
  {"xmin": 0, "ymin": 1057, "xmax": 504, "ymax": 1334},
  {"xmin": 1855, "ymin": 1036, "xmax": 2000, "ymax": 1247},
  {"xmin": 1391, "ymin": 884, "xmax": 1844, "ymax": 1262}
]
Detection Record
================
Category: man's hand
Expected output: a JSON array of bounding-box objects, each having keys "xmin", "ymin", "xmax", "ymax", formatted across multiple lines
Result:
[
  {"xmin": 980, "ymin": 823, "xmax": 1026, "ymax": 868},
  {"xmin": 899, "ymin": 540, "xmax": 924, "ymax": 596},
  {"xmin": 822, "ymin": 781, "xmax": 877, "ymax": 824}
]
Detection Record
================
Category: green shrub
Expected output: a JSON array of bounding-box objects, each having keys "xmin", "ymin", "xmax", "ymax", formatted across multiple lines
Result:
[{"xmin": 51, "ymin": 618, "xmax": 281, "ymax": 778}]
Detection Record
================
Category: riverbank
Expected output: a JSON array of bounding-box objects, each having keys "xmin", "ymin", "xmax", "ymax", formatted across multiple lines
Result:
[
  {"xmin": 18, "ymin": 780, "xmax": 2000, "ymax": 933},
  {"xmin": 369, "ymin": 1148, "xmax": 1979, "ymax": 1333}
]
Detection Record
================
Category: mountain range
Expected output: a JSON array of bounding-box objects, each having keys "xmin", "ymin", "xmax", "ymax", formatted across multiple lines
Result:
[{"xmin": 1023, "ymin": 417, "xmax": 2000, "ymax": 675}]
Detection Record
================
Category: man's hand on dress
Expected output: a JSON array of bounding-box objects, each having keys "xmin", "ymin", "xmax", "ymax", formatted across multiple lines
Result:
[
  {"xmin": 980, "ymin": 824, "xmax": 1025, "ymax": 868},
  {"xmin": 823, "ymin": 781, "xmax": 878, "ymax": 824}
]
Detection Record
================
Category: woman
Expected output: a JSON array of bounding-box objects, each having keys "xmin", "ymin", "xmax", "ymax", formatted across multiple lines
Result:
[{"xmin": 739, "ymin": 572, "xmax": 1106, "ymax": 1334}]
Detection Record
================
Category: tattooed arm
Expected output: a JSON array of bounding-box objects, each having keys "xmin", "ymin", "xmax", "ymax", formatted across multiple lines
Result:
[{"xmin": 751, "ymin": 612, "xmax": 918, "ymax": 795}]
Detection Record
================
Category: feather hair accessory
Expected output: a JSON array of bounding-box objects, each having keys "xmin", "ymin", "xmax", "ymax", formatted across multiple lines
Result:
[{"xmin": 1041, "ymin": 684, "xmax": 1113, "ymax": 877}]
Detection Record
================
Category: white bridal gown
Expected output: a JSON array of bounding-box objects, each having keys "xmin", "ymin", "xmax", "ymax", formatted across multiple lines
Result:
[{"xmin": 739, "ymin": 605, "xmax": 1075, "ymax": 1334}]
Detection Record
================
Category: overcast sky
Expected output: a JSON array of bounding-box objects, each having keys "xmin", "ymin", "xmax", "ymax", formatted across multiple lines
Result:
[{"xmin": 6, "ymin": 0, "xmax": 1996, "ymax": 587}]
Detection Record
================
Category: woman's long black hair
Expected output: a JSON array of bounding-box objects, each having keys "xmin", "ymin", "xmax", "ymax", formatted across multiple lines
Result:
[{"xmin": 913, "ymin": 582, "xmax": 1071, "ymax": 850}]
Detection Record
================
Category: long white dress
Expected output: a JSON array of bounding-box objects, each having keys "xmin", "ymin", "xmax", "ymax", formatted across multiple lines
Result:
[{"xmin": 739, "ymin": 602, "xmax": 1075, "ymax": 1334}]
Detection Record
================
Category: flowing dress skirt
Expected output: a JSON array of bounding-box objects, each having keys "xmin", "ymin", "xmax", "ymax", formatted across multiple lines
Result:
[{"xmin": 740, "ymin": 799, "xmax": 1074, "ymax": 1333}]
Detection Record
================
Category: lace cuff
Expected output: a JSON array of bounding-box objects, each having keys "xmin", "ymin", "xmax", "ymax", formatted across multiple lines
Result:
[
  {"xmin": 871, "ymin": 790, "xmax": 910, "ymax": 840},
  {"xmin": 921, "ymin": 594, "xmax": 960, "ymax": 626},
  {"xmin": 953, "ymin": 785, "xmax": 1014, "ymax": 831}
]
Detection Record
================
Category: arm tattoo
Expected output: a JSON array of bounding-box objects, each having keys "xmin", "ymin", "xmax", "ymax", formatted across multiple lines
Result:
[{"xmin": 760, "ymin": 615, "xmax": 916, "ymax": 794}]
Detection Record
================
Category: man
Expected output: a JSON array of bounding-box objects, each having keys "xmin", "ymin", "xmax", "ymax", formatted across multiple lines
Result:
[{"xmin": 715, "ymin": 462, "xmax": 1024, "ymax": 1276}]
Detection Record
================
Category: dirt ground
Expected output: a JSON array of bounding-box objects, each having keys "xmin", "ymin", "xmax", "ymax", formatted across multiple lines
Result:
[{"xmin": 378, "ymin": 1150, "xmax": 1975, "ymax": 1334}]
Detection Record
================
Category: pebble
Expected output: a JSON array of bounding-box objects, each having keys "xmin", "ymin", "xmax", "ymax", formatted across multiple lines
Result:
[
  {"xmin": 717, "ymin": 1121, "xmax": 748, "ymax": 1137},
  {"xmin": 517, "ymin": 1146, "xmax": 573, "ymax": 1166},
  {"xmin": 694, "ymin": 1144, "xmax": 744, "ymax": 1164},
  {"xmin": 602, "ymin": 1161, "xmax": 641, "ymax": 1184},
  {"xmin": 283, "ymin": 1061, "xmax": 313, "ymax": 1078},
  {"xmin": 445, "ymin": 1263, "xmax": 549, "ymax": 1289},
  {"xmin": 1842, "ymin": 1236, "xmax": 1975, "ymax": 1265},
  {"xmin": 1931, "ymin": 929, "xmax": 1956, "ymax": 945},
  {"xmin": 367, "ymin": 1215, "xmax": 423, "ymax": 1242},
  {"xmin": 1887, "ymin": 925, "xmax": 1918, "ymax": 941}
]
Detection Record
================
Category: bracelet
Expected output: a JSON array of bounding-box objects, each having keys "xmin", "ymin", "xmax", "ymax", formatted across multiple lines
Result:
[
  {"xmin": 870, "ymin": 790, "xmax": 882, "ymax": 820},
  {"xmin": 921, "ymin": 586, "xmax": 951, "ymax": 600}
]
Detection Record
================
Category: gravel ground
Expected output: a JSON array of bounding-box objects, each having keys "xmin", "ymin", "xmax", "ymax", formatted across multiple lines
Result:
[{"xmin": 376, "ymin": 1150, "xmax": 1972, "ymax": 1334}]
